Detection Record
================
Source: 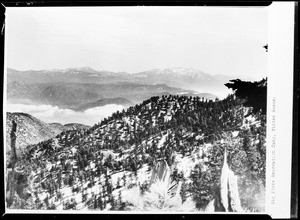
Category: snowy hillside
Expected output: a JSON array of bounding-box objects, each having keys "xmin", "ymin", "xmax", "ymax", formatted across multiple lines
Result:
[
  {"xmin": 5, "ymin": 112, "xmax": 90, "ymax": 159},
  {"xmin": 6, "ymin": 94, "xmax": 266, "ymax": 212}
]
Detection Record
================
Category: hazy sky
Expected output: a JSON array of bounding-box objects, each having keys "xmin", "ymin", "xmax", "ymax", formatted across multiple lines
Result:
[{"xmin": 6, "ymin": 6, "xmax": 268, "ymax": 79}]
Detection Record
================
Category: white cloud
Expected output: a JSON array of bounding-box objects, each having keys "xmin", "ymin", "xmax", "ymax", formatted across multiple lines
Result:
[{"xmin": 6, "ymin": 103, "xmax": 124, "ymax": 126}]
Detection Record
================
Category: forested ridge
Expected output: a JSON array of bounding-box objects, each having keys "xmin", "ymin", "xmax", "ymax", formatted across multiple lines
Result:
[{"xmin": 6, "ymin": 79, "xmax": 267, "ymax": 212}]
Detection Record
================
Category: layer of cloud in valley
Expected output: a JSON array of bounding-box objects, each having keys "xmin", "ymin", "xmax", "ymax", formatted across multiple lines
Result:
[{"xmin": 6, "ymin": 102, "xmax": 125, "ymax": 126}]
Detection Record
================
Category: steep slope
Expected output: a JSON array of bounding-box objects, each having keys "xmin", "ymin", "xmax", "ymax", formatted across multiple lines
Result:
[
  {"xmin": 5, "ymin": 113, "xmax": 65, "ymax": 156},
  {"xmin": 5, "ymin": 113, "xmax": 90, "ymax": 157},
  {"xmin": 8, "ymin": 94, "xmax": 266, "ymax": 212}
]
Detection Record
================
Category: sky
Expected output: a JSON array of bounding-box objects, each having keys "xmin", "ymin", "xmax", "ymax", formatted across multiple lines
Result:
[{"xmin": 5, "ymin": 6, "xmax": 268, "ymax": 79}]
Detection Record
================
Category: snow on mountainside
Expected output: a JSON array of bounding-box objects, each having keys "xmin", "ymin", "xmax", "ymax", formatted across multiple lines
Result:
[
  {"xmin": 7, "ymin": 66, "xmax": 230, "ymax": 83},
  {"xmin": 140, "ymin": 67, "xmax": 213, "ymax": 79},
  {"xmin": 5, "ymin": 112, "xmax": 90, "ymax": 157},
  {"xmin": 46, "ymin": 67, "xmax": 97, "ymax": 74},
  {"xmin": 6, "ymin": 112, "xmax": 64, "ymax": 156},
  {"xmin": 46, "ymin": 67, "xmax": 119, "ymax": 77},
  {"xmin": 7, "ymin": 94, "xmax": 266, "ymax": 212},
  {"xmin": 131, "ymin": 68, "xmax": 234, "ymax": 98},
  {"xmin": 65, "ymin": 67, "xmax": 99, "ymax": 74}
]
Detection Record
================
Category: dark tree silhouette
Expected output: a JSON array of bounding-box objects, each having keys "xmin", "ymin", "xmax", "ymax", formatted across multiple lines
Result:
[{"xmin": 225, "ymin": 78, "xmax": 267, "ymax": 114}]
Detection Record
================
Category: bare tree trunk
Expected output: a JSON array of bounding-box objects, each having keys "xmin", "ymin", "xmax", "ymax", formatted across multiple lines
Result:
[
  {"xmin": 6, "ymin": 170, "xmax": 16, "ymax": 207},
  {"xmin": 220, "ymin": 148, "xmax": 229, "ymax": 211},
  {"xmin": 206, "ymin": 148, "xmax": 243, "ymax": 212},
  {"xmin": 10, "ymin": 120, "xmax": 18, "ymax": 168},
  {"xmin": 6, "ymin": 120, "xmax": 18, "ymax": 208},
  {"xmin": 228, "ymin": 171, "xmax": 242, "ymax": 212},
  {"xmin": 149, "ymin": 160, "xmax": 171, "ymax": 187}
]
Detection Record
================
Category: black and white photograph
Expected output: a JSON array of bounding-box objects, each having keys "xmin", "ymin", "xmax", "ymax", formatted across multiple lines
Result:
[{"xmin": 2, "ymin": 3, "xmax": 296, "ymax": 217}]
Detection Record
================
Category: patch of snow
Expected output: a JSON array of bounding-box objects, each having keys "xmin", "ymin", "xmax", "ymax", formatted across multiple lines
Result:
[
  {"xmin": 88, "ymin": 74, "xmax": 100, "ymax": 77},
  {"xmin": 90, "ymin": 161, "xmax": 95, "ymax": 169},
  {"xmin": 164, "ymin": 114, "xmax": 172, "ymax": 123},
  {"xmin": 46, "ymin": 162, "xmax": 52, "ymax": 171},
  {"xmin": 157, "ymin": 134, "xmax": 168, "ymax": 149},
  {"xmin": 232, "ymin": 131, "xmax": 239, "ymax": 138},
  {"xmin": 136, "ymin": 164, "xmax": 151, "ymax": 183},
  {"xmin": 178, "ymin": 92, "xmax": 188, "ymax": 95},
  {"xmin": 70, "ymin": 147, "xmax": 77, "ymax": 154},
  {"xmin": 245, "ymin": 115, "xmax": 255, "ymax": 123},
  {"xmin": 175, "ymin": 153, "xmax": 197, "ymax": 179},
  {"xmin": 195, "ymin": 135, "xmax": 203, "ymax": 141}
]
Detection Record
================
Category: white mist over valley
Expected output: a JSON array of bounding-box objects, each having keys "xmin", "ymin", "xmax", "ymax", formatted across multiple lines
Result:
[{"xmin": 6, "ymin": 101, "xmax": 125, "ymax": 126}]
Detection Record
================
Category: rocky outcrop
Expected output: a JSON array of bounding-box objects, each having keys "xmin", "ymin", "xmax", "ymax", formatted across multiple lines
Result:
[
  {"xmin": 6, "ymin": 122, "xmax": 30, "ymax": 208},
  {"xmin": 5, "ymin": 113, "xmax": 88, "ymax": 156},
  {"xmin": 6, "ymin": 113, "xmax": 65, "ymax": 155}
]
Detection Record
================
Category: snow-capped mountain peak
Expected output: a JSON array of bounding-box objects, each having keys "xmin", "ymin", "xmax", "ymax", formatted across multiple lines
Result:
[
  {"xmin": 148, "ymin": 67, "xmax": 212, "ymax": 79},
  {"xmin": 64, "ymin": 67, "xmax": 99, "ymax": 73},
  {"xmin": 46, "ymin": 67, "xmax": 99, "ymax": 74}
]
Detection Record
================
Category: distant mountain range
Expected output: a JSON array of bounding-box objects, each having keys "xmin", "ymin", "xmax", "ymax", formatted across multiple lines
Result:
[
  {"xmin": 6, "ymin": 112, "xmax": 91, "ymax": 156},
  {"xmin": 133, "ymin": 67, "xmax": 223, "ymax": 93},
  {"xmin": 7, "ymin": 67, "xmax": 227, "ymax": 110}
]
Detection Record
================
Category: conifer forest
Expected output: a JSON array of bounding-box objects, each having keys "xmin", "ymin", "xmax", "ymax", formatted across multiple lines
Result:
[{"xmin": 5, "ymin": 79, "xmax": 267, "ymax": 213}]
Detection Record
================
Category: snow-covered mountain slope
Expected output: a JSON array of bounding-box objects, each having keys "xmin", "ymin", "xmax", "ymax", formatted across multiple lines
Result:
[
  {"xmin": 5, "ymin": 112, "xmax": 90, "ymax": 157},
  {"xmin": 7, "ymin": 94, "xmax": 266, "ymax": 212},
  {"xmin": 138, "ymin": 67, "xmax": 213, "ymax": 79}
]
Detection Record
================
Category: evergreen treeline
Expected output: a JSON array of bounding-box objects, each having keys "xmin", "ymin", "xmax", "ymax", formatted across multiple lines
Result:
[
  {"xmin": 225, "ymin": 78, "xmax": 267, "ymax": 114},
  {"xmin": 7, "ymin": 79, "xmax": 267, "ymax": 212}
]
